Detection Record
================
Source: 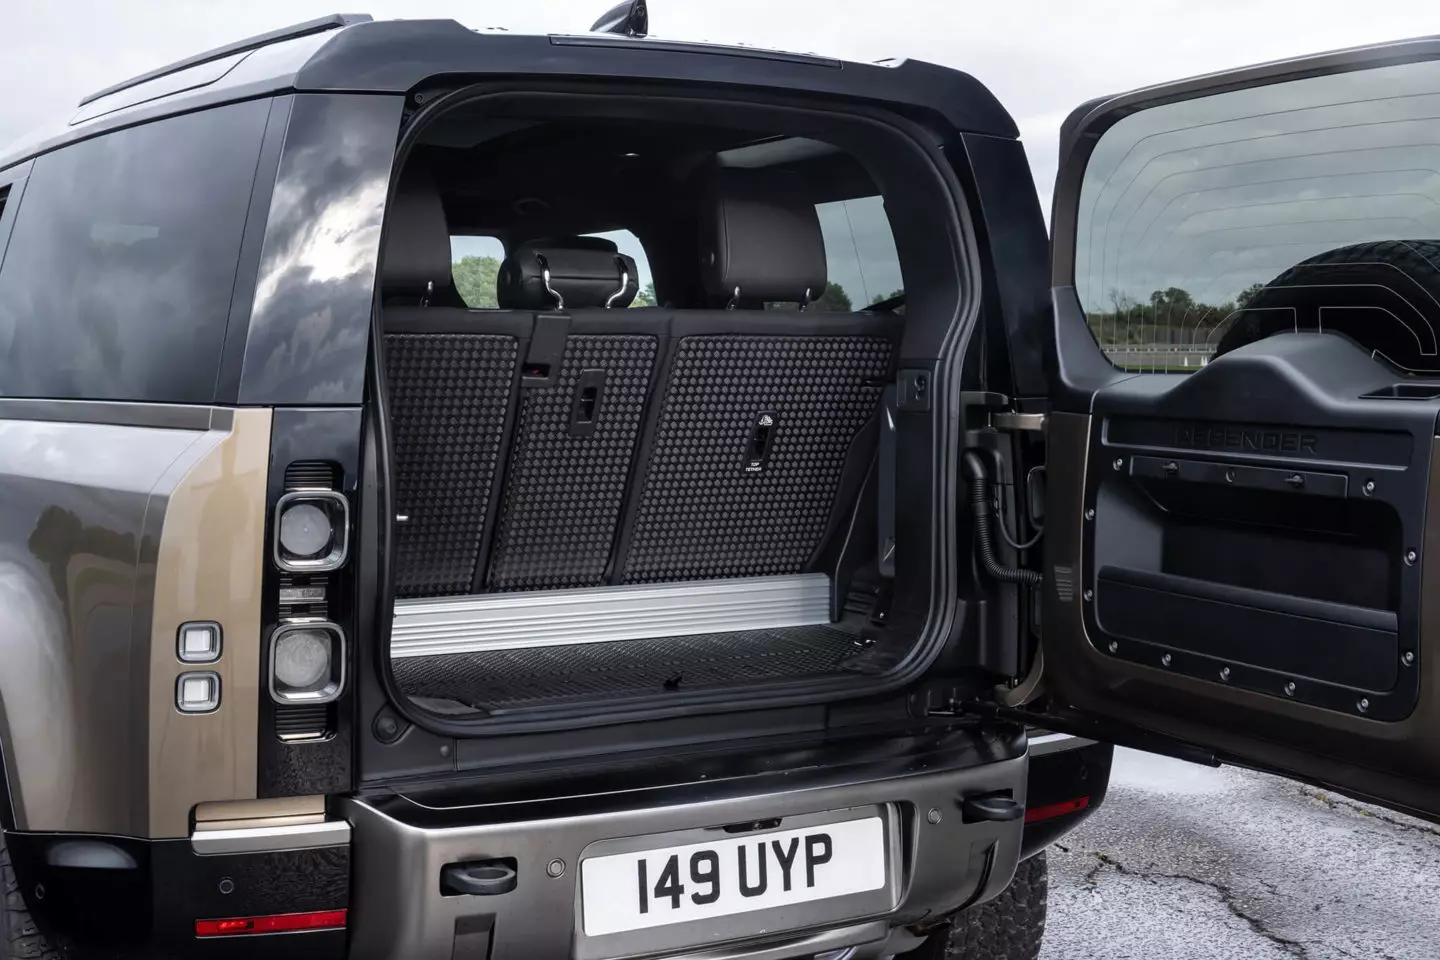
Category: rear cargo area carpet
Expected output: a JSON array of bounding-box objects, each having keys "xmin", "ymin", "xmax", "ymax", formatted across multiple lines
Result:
[{"xmin": 392, "ymin": 625, "xmax": 870, "ymax": 712}]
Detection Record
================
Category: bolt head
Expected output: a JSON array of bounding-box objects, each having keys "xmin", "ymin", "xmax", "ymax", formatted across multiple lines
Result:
[
  {"xmin": 1403, "ymin": 651, "xmax": 1416, "ymax": 666},
  {"xmin": 1220, "ymin": 666, "xmax": 1231, "ymax": 681},
  {"xmin": 546, "ymin": 858, "xmax": 567, "ymax": 878},
  {"xmin": 1284, "ymin": 681, "xmax": 1297, "ymax": 696},
  {"xmin": 1113, "ymin": 458, "xmax": 1124, "ymax": 471},
  {"xmin": 1107, "ymin": 640, "xmax": 1118, "ymax": 653},
  {"xmin": 927, "ymin": 807, "xmax": 942, "ymax": 824},
  {"xmin": 1363, "ymin": 480, "xmax": 1376, "ymax": 496},
  {"xmin": 1357, "ymin": 698, "xmax": 1370, "ymax": 714},
  {"xmin": 1083, "ymin": 588, "xmax": 1094, "ymax": 602},
  {"xmin": 1405, "ymin": 550, "xmax": 1418, "ymax": 565},
  {"xmin": 1084, "ymin": 508, "xmax": 1096, "ymax": 521},
  {"xmin": 1161, "ymin": 653, "xmax": 1173, "ymax": 667},
  {"xmin": 218, "ymin": 878, "xmax": 235, "ymax": 895}
]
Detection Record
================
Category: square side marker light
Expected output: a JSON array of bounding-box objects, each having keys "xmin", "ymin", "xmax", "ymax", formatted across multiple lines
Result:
[
  {"xmin": 178, "ymin": 622, "xmax": 222, "ymax": 663},
  {"xmin": 176, "ymin": 672, "xmax": 220, "ymax": 714}
]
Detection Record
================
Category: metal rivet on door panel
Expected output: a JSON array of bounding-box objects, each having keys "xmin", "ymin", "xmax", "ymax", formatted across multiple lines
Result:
[
  {"xmin": 1083, "ymin": 589, "xmax": 1094, "ymax": 602},
  {"xmin": 1284, "ymin": 681, "xmax": 1297, "ymax": 696},
  {"xmin": 1219, "ymin": 666, "xmax": 1231, "ymax": 681},
  {"xmin": 1357, "ymin": 698, "xmax": 1370, "ymax": 714},
  {"xmin": 1405, "ymin": 550, "xmax": 1418, "ymax": 565},
  {"xmin": 218, "ymin": 878, "xmax": 235, "ymax": 895},
  {"xmin": 1363, "ymin": 479, "xmax": 1375, "ymax": 496},
  {"xmin": 1403, "ymin": 651, "xmax": 1415, "ymax": 666},
  {"xmin": 1161, "ymin": 653, "xmax": 1172, "ymax": 667},
  {"xmin": 546, "ymin": 859, "xmax": 566, "ymax": 878},
  {"xmin": 1107, "ymin": 641, "xmax": 1118, "ymax": 653},
  {"xmin": 33, "ymin": 884, "xmax": 44, "ymax": 901},
  {"xmin": 1224, "ymin": 469, "xmax": 1235, "ymax": 484},
  {"xmin": 927, "ymin": 807, "xmax": 942, "ymax": 824},
  {"xmin": 1112, "ymin": 458, "xmax": 1124, "ymax": 471},
  {"xmin": 1084, "ymin": 508, "xmax": 1095, "ymax": 521}
]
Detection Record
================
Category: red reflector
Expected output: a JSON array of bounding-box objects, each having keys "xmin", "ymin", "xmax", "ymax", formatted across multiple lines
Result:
[
  {"xmin": 196, "ymin": 909, "xmax": 347, "ymax": 937},
  {"xmin": 1024, "ymin": 796, "xmax": 1090, "ymax": 824}
]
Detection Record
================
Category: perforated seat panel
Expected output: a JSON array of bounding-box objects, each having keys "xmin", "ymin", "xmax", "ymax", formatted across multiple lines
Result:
[
  {"xmin": 620, "ymin": 334, "xmax": 893, "ymax": 583},
  {"xmin": 386, "ymin": 331, "xmax": 517, "ymax": 597},
  {"xmin": 487, "ymin": 334, "xmax": 658, "ymax": 591}
]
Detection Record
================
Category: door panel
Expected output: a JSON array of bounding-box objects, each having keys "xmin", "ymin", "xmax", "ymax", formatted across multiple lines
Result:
[{"xmin": 1045, "ymin": 41, "xmax": 1440, "ymax": 819}]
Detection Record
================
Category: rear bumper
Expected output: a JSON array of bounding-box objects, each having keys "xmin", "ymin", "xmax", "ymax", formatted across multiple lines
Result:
[
  {"xmin": 1021, "ymin": 733, "xmax": 1114, "ymax": 859},
  {"xmin": 345, "ymin": 731, "xmax": 1026, "ymax": 960}
]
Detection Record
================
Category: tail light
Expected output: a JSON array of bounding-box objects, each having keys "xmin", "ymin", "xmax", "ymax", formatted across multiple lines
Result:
[
  {"xmin": 269, "ymin": 621, "xmax": 346, "ymax": 704},
  {"xmin": 273, "ymin": 490, "xmax": 349, "ymax": 572}
]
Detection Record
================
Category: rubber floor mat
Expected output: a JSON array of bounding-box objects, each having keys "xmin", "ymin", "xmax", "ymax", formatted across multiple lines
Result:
[{"xmin": 392, "ymin": 625, "xmax": 871, "ymax": 712}]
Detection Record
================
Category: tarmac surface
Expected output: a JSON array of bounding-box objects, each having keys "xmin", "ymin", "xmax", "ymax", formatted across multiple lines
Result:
[{"xmin": 1040, "ymin": 748, "xmax": 1440, "ymax": 960}]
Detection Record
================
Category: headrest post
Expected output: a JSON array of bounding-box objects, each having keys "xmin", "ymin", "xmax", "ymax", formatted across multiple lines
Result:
[
  {"xmin": 726, "ymin": 285, "xmax": 741, "ymax": 310},
  {"xmin": 604, "ymin": 259, "xmax": 631, "ymax": 309},
  {"xmin": 799, "ymin": 287, "xmax": 811, "ymax": 313},
  {"xmin": 536, "ymin": 253, "xmax": 565, "ymax": 311},
  {"xmin": 420, "ymin": 280, "xmax": 433, "ymax": 308}
]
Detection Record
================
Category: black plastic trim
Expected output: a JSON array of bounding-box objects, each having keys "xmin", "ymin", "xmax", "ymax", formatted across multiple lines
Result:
[
  {"xmin": 1020, "ymin": 740, "xmax": 1112, "ymax": 859},
  {"xmin": 78, "ymin": 14, "xmax": 371, "ymax": 107},
  {"xmin": 1, "ymin": 832, "xmax": 348, "ymax": 959}
]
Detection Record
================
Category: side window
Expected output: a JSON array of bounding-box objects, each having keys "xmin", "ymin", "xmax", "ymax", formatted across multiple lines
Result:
[
  {"xmin": 451, "ymin": 235, "xmax": 504, "ymax": 308},
  {"xmin": 0, "ymin": 100, "xmax": 270, "ymax": 402},
  {"xmin": 1075, "ymin": 59, "xmax": 1440, "ymax": 373},
  {"xmin": 815, "ymin": 196, "xmax": 904, "ymax": 311},
  {"xmin": 451, "ymin": 230, "xmax": 655, "ymax": 308}
]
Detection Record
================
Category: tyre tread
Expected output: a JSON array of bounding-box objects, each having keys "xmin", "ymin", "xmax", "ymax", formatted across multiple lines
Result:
[
  {"xmin": 1, "ymin": 839, "xmax": 62, "ymax": 960},
  {"xmin": 944, "ymin": 851, "xmax": 1048, "ymax": 960}
]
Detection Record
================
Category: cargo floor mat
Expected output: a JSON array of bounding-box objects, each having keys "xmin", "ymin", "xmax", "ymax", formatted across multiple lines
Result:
[{"xmin": 392, "ymin": 624, "xmax": 872, "ymax": 713}]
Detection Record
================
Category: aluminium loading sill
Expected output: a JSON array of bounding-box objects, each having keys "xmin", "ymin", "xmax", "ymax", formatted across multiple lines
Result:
[{"xmin": 390, "ymin": 574, "xmax": 834, "ymax": 659}]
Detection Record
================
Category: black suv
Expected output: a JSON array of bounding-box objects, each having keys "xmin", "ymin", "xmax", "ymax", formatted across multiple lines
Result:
[{"xmin": 2, "ymin": 8, "xmax": 1437, "ymax": 960}]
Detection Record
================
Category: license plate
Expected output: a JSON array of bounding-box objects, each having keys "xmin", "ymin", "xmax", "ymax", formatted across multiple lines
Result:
[{"xmin": 580, "ymin": 816, "xmax": 886, "ymax": 937}]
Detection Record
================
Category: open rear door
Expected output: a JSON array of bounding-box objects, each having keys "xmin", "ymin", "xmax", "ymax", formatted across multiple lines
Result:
[{"xmin": 1043, "ymin": 37, "xmax": 1440, "ymax": 821}]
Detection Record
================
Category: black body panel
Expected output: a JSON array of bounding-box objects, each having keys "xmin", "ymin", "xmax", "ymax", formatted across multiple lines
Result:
[
  {"xmin": 1020, "ymin": 741, "xmax": 1113, "ymax": 860},
  {"xmin": 237, "ymin": 94, "xmax": 405, "ymax": 406},
  {"xmin": 257, "ymin": 407, "xmax": 364, "ymax": 799},
  {"xmin": 3, "ymin": 831, "xmax": 348, "ymax": 960}
]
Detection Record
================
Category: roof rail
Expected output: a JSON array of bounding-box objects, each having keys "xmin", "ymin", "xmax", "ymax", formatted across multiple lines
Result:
[{"xmin": 77, "ymin": 13, "xmax": 373, "ymax": 108}]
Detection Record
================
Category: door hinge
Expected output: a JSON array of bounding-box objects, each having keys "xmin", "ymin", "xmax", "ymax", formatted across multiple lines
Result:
[
  {"xmin": 959, "ymin": 700, "xmax": 1221, "ymax": 766},
  {"xmin": 991, "ymin": 411, "xmax": 1047, "ymax": 433}
]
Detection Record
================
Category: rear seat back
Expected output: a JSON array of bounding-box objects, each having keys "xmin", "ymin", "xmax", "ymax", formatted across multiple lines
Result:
[
  {"xmin": 485, "ymin": 239, "xmax": 662, "ymax": 591},
  {"xmin": 615, "ymin": 169, "xmax": 899, "ymax": 583},
  {"xmin": 615, "ymin": 313, "xmax": 896, "ymax": 584},
  {"xmin": 382, "ymin": 163, "xmax": 898, "ymax": 598},
  {"xmin": 381, "ymin": 163, "xmax": 526, "ymax": 597}
]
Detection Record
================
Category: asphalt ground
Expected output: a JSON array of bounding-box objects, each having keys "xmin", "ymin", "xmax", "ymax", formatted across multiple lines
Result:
[{"xmin": 1040, "ymin": 748, "xmax": 1440, "ymax": 960}]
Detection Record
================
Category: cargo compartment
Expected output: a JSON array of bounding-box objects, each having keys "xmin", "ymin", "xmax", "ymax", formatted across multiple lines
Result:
[{"xmin": 375, "ymin": 88, "xmax": 971, "ymax": 728}]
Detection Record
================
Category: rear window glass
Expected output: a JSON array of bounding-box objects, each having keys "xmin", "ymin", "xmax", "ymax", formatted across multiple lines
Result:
[
  {"xmin": 451, "ymin": 229, "xmax": 655, "ymax": 308},
  {"xmin": 816, "ymin": 196, "xmax": 903, "ymax": 310},
  {"xmin": 1075, "ymin": 59, "xmax": 1440, "ymax": 373},
  {"xmin": 451, "ymin": 235, "xmax": 504, "ymax": 308},
  {"xmin": 0, "ymin": 100, "xmax": 269, "ymax": 401}
]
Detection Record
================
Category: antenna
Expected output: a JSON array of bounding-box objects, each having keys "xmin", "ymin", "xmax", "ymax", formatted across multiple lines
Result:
[{"xmin": 590, "ymin": 0, "xmax": 648, "ymax": 38}]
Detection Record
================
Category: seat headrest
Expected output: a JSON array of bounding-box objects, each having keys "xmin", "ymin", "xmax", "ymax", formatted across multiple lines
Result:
[
  {"xmin": 497, "ymin": 236, "xmax": 639, "ymax": 310},
  {"xmin": 699, "ymin": 167, "xmax": 826, "ymax": 305},
  {"xmin": 382, "ymin": 161, "xmax": 453, "ymax": 296}
]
